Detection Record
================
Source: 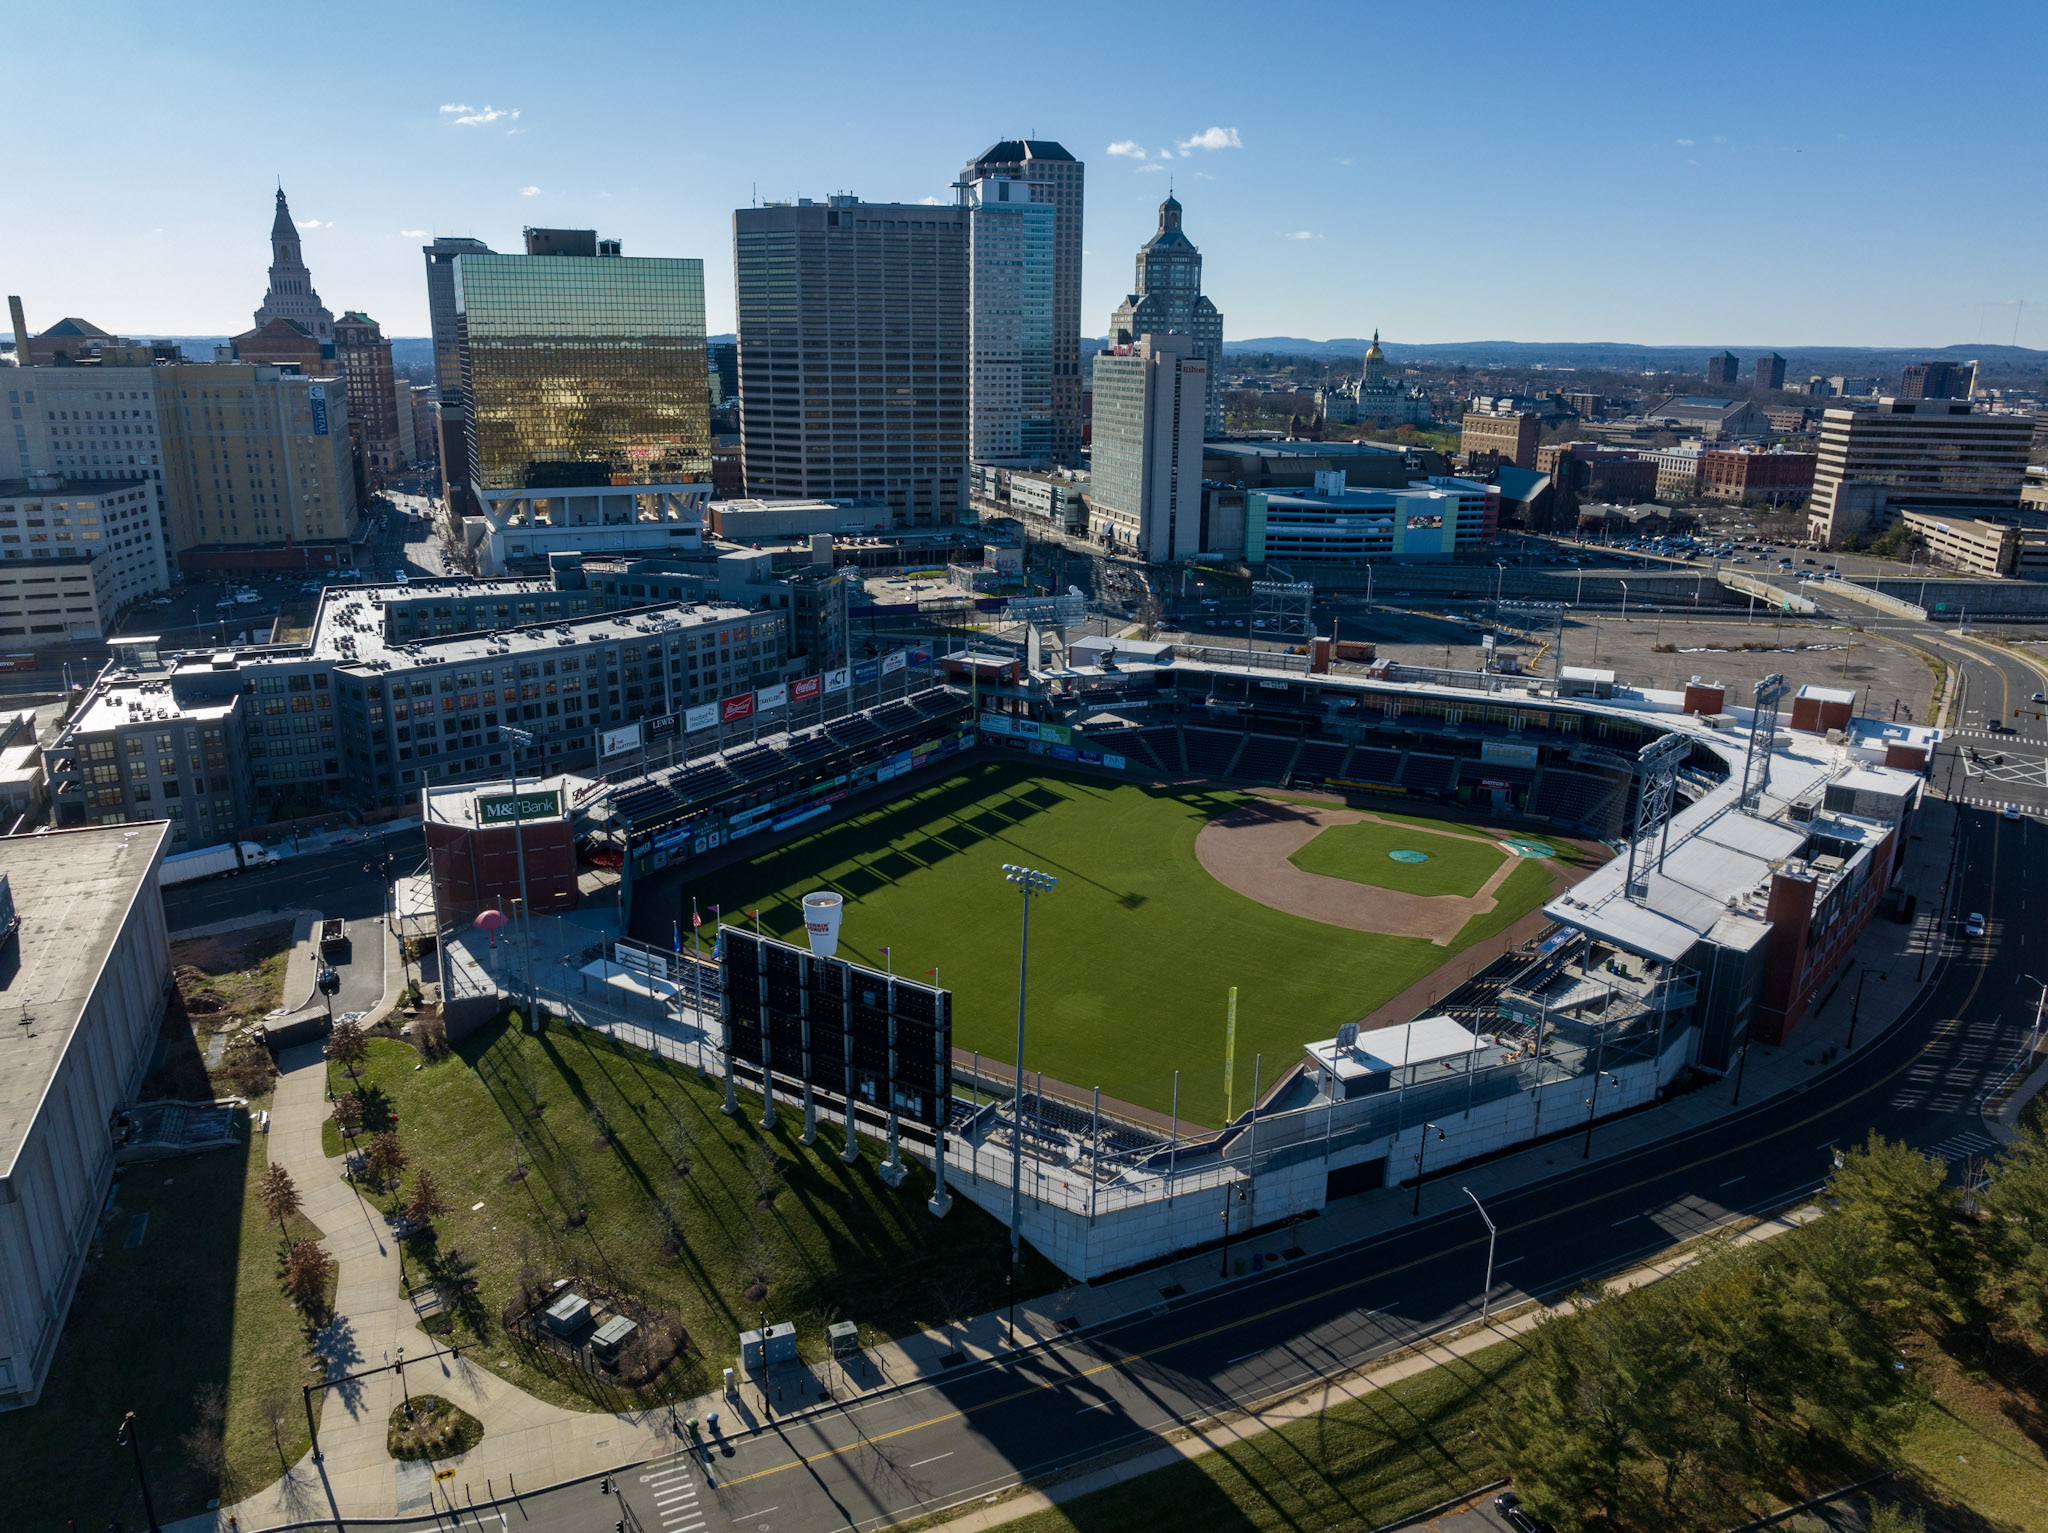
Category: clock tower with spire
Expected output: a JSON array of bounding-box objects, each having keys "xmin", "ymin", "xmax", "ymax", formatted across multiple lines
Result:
[{"xmin": 253, "ymin": 186, "xmax": 334, "ymax": 342}]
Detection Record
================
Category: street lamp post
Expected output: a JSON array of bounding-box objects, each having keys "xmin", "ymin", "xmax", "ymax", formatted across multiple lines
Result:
[
  {"xmin": 1582, "ymin": 1068, "xmax": 1616, "ymax": 1160},
  {"xmin": 1218, "ymin": 1180, "xmax": 1245, "ymax": 1278},
  {"xmin": 1410, "ymin": 1122, "xmax": 1445, "ymax": 1216},
  {"xmin": 1001, "ymin": 862, "xmax": 1056, "ymax": 1345},
  {"xmin": 117, "ymin": 1412, "xmax": 162, "ymax": 1533},
  {"xmin": 1463, "ymin": 1186, "xmax": 1497, "ymax": 1325},
  {"xmin": 1618, "ymin": 580, "xmax": 1629, "ymax": 623},
  {"xmin": 1845, "ymin": 965, "xmax": 1885, "ymax": 1051}
]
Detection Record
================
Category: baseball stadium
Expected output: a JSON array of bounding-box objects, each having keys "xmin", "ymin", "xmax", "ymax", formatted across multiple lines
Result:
[{"xmin": 563, "ymin": 637, "xmax": 1933, "ymax": 1277}]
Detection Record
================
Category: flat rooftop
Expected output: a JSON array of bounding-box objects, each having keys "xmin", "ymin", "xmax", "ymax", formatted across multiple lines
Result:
[
  {"xmin": 71, "ymin": 675, "xmax": 236, "ymax": 733},
  {"xmin": 0, "ymin": 823, "xmax": 168, "ymax": 1176},
  {"xmin": 423, "ymin": 775, "xmax": 585, "ymax": 829}
]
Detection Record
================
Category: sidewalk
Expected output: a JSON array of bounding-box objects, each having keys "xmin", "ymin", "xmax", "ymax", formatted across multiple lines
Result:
[{"xmin": 193, "ymin": 793, "xmax": 1958, "ymax": 1529}]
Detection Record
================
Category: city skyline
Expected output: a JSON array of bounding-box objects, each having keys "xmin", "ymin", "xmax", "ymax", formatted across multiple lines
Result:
[{"xmin": 6, "ymin": 0, "xmax": 2046, "ymax": 350}]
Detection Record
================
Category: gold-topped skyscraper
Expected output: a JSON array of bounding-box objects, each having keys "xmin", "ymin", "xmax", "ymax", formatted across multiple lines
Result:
[{"xmin": 451, "ymin": 228, "xmax": 712, "ymax": 574}]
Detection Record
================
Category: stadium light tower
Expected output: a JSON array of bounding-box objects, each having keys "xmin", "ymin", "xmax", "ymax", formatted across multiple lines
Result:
[{"xmin": 1001, "ymin": 862, "xmax": 1056, "ymax": 1344}]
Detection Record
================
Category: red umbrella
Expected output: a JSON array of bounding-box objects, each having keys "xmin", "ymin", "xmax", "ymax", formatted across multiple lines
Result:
[{"xmin": 474, "ymin": 908, "xmax": 509, "ymax": 947}]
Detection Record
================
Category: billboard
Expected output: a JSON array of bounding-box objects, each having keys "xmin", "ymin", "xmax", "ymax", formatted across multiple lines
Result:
[
  {"xmin": 880, "ymin": 649, "xmax": 906, "ymax": 676},
  {"xmin": 908, "ymin": 646, "xmax": 932, "ymax": 666},
  {"xmin": 476, "ymin": 789, "xmax": 562, "ymax": 824},
  {"xmin": 308, "ymin": 382, "xmax": 329, "ymax": 436},
  {"xmin": 599, "ymin": 723, "xmax": 642, "ymax": 758},
  {"xmin": 853, "ymin": 659, "xmax": 878, "ymax": 685},
  {"xmin": 645, "ymin": 712, "xmax": 681, "ymax": 744},
  {"xmin": 1480, "ymin": 739, "xmax": 1539, "ymax": 768},
  {"xmin": 685, "ymin": 703, "xmax": 719, "ymax": 733},
  {"xmin": 721, "ymin": 691, "xmax": 756, "ymax": 723},
  {"xmin": 792, "ymin": 673, "xmax": 822, "ymax": 703},
  {"xmin": 720, "ymin": 928, "xmax": 952, "ymax": 1130},
  {"xmin": 757, "ymin": 683, "xmax": 788, "ymax": 711},
  {"xmin": 1037, "ymin": 722, "xmax": 1072, "ymax": 746},
  {"xmin": 825, "ymin": 667, "xmax": 850, "ymax": 693}
]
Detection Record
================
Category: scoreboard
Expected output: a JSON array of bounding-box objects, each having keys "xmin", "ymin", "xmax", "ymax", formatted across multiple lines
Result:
[{"xmin": 718, "ymin": 928, "xmax": 952, "ymax": 1130}]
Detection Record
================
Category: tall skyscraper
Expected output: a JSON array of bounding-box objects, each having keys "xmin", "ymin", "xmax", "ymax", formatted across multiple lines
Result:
[
  {"xmin": 1109, "ymin": 196, "xmax": 1225, "ymax": 435},
  {"xmin": 253, "ymin": 187, "xmax": 333, "ymax": 342},
  {"xmin": 1899, "ymin": 359, "xmax": 1978, "ymax": 401},
  {"xmin": 733, "ymin": 195, "xmax": 969, "ymax": 526},
  {"xmin": 1089, "ymin": 333, "xmax": 1207, "ymax": 561},
  {"xmin": 1705, "ymin": 351, "xmax": 1740, "ymax": 387},
  {"xmin": 1755, "ymin": 352, "xmax": 1787, "ymax": 392},
  {"xmin": 451, "ymin": 231, "xmax": 711, "ymax": 573},
  {"xmin": 963, "ymin": 176, "xmax": 1054, "ymax": 468},
  {"xmin": 961, "ymin": 140, "xmax": 1084, "ymax": 465},
  {"xmin": 423, "ymin": 236, "xmax": 493, "ymax": 514},
  {"xmin": 334, "ymin": 311, "xmax": 405, "ymax": 488},
  {"xmin": 1807, "ymin": 397, "xmax": 2032, "ymax": 546}
]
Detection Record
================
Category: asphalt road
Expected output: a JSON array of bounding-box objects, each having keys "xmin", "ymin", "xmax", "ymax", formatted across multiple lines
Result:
[{"xmin": 162, "ymin": 831, "xmax": 420, "ymax": 1014}]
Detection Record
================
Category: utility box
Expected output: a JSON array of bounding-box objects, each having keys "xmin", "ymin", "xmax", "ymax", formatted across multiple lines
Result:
[
  {"xmin": 763, "ymin": 1321, "xmax": 797, "ymax": 1364},
  {"xmin": 319, "ymin": 918, "xmax": 349, "ymax": 960},
  {"xmin": 590, "ymin": 1314, "xmax": 638, "ymax": 1361},
  {"xmin": 828, "ymin": 1320, "xmax": 860, "ymax": 1357},
  {"xmin": 0, "ymin": 871, "xmax": 15, "ymax": 948},
  {"xmin": 739, "ymin": 1327, "xmax": 765, "ymax": 1370},
  {"xmin": 544, "ymin": 1291, "xmax": 592, "ymax": 1339}
]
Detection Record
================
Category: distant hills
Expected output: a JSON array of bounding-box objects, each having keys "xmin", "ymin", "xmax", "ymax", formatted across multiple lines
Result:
[{"xmin": 1216, "ymin": 337, "xmax": 2047, "ymax": 373}]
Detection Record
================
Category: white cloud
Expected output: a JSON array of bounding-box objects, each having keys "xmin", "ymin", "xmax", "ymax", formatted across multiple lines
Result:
[
  {"xmin": 1158, "ymin": 147, "xmax": 1174, "ymax": 159},
  {"xmin": 1194, "ymin": 171, "xmax": 1215, "ymax": 180},
  {"xmin": 1135, "ymin": 163, "xmax": 1166, "ymax": 174},
  {"xmin": 519, "ymin": 185, "xmax": 541, "ymax": 197},
  {"xmin": 295, "ymin": 218, "xmax": 332, "ymax": 229},
  {"xmin": 1676, "ymin": 137, "xmax": 1694, "ymax": 146},
  {"xmin": 1335, "ymin": 157, "xmax": 1354, "ymax": 166},
  {"xmin": 1177, "ymin": 126, "xmax": 1242, "ymax": 153},
  {"xmin": 448, "ymin": 104, "xmax": 519, "ymax": 127},
  {"xmin": 919, "ymin": 195, "xmax": 943, "ymax": 205},
  {"xmin": 1712, "ymin": 135, "xmax": 1727, "ymax": 143},
  {"xmin": 1107, "ymin": 140, "xmax": 1147, "ymax": 159},
  {"xmin": 1283, "ymin": 230, "xmax": 1318, "ymax": 240},
  {"xmin": 399, "ymin": 229, "xmax": 428, "ymax": 237}
]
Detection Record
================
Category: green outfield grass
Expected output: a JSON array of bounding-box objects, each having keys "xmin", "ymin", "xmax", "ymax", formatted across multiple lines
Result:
[
  {"xmin": 1286, "ymin": 819, "xmax": 1507, "ymax": 898},
  {"xmin": 669, "ymin": 762, "xmax": 1562, "ymax": 1127}
]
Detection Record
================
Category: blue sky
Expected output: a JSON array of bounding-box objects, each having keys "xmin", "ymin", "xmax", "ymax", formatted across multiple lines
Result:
[{"xmin": 7, "ymin": 0, "xmax": 2045, "ymax": 348}]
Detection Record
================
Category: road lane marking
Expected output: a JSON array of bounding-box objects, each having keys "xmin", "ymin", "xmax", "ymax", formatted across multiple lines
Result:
[
  {"xmin": 908, "ymin": 1453, "xmax": 954, "ymax": 1468},
  {"xmin": 1720, "ymin": 1176, "xmax": 1745, "ymax": 1186},
  {"xmin": 1076, "ymin": 1400, "xmax": 1114, "ymax": 1413},
  {"xmin": 733, "ymin": 1510, "xmax": 776, "ymax": 1521},
  {"xmin": 1226, "ymin": 1350, "xmax": 1262, "ymax": 1366}
]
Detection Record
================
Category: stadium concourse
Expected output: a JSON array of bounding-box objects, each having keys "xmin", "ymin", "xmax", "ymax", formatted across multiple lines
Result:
[{"xmin": 529, "ymin": 640, "xmax": 1938, "ymax": 1280}]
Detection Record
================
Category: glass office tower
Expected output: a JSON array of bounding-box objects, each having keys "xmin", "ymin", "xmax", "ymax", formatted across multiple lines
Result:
[{"xmin": 455, "ymin": 249, "xmax": 711, "ymax": 490}]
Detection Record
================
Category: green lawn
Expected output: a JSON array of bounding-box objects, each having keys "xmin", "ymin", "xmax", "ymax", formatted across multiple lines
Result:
[
  {"xmin": 661, "ymin": 762, "xmax": 1558, "ymax": 1126},
  {"xmin": 1001, "ymin": 1336, "xmax": 1523, "ymax": 1533},
  {"xmin": 1286, "ymin": 819, "xmax": 1508, "ymax": 898},
  {"xmin": 322, "ymin": 1021, "xmax": 1065, "ymax": 1414},
  {"xmin": 0, "ymin": 1130, "xmax": 330, "ymax": 1528}
]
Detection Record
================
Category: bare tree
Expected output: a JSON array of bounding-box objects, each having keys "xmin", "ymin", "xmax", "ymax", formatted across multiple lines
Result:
[
  {"xmin": 331, "ymin": 1092, "xmax": 364, "ymax": 1139},
  {"xmin": 655, "ymin": 1198, "xmax": 682, "ymax": 1257},
  {"xmin": 284, "ymin": 1239, "xmax": 335, "ymax": 1316},
  {"xmin": 403, "ymin": 1167, "xmax": 449, "ymax": 1233},
  {"xmin": 365, "ymin": 1131, "xmax": 407, "ymax": 1192},
  {"xmin": 747, "ymin": 1133, "xmax": 781, "ymax": 1212},
  {"xmin": 327, "ymin": 1020, "xmax": 368, "ymax": 1084},
  {"xmin": 256, "ymin": 1384, "xmax": 296, "ymax": 1469},
  {"xmin": 257, "ymin": 1161, "xmax": 302, "ymax": 1238},
  {"xmin": 181, "ymin": 1382, "xmax": 229, "ymax": 1497}
]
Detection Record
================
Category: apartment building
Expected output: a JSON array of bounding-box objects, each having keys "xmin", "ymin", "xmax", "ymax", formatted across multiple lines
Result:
[
  {"xmin": 1460, "ymin": 409, "xmax": 1540, "ymax": 471},
  {"xmin": 5, "ymin": 365, "xmax": 173, "ymax": 593},
  {"xmin": 1700, "ymin": 446, "xmax": 1817, "ymax": 505},
  {"xmin": 0, "ymin": 477, "xmax": 158, "ymax": 637},
  {"xmin": 1089, "ymin": 334, "xmax": 1207, "ymax": 561}
]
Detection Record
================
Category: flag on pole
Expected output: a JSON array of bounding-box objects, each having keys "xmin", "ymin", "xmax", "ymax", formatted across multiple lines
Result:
[
  {"xmin": 673, "ymin": 920, "xmax": 681, "ymax": 953},
  {"xmin": 692, "ymin": 897, "xmax": 702, "ymax": 930}
]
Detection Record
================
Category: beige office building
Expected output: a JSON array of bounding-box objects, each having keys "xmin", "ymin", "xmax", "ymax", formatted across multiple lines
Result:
[
  {"xmin": 1807, "ymin": 399, "xmax": 2032, "ymax": 546},
  {"xmin": 156, "ymin": 363, "xmax": 359, "ymax": 561},
  {"xmin": 1461, "ymin": 409, "xmax": 1541, "ymax": 471},
  {"xmin": 1089, "ymin": 334, "xmax": 1208, "ymax": 562}
]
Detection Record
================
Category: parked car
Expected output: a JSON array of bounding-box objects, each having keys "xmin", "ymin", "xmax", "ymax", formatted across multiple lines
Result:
[{"xmin": 1966, "ymin": 912, "xmax": 1986, "ymax": 937}]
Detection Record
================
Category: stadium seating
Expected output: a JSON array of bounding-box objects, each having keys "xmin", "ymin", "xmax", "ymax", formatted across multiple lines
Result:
[
  {"xmin": 1182, "ymin": 727, "xmax": 1241, "ymax": 777},
  {"xmin": 1136, "ymin": 726, "xmax": 1182, "ymax": 772},
  {"xmin": 1346, "ymin": 746, "xmax": 1404, "ymax": 783},
  {"xmin": 1292, "ymin": 739, "xmax": 1348, "ymax": 780},
  {"xmin": 1402, "ymin": 753, "xmax": 1458, "ymax": 794},
  {"xmin": 1531, "ymin": 768, "xmax": 1630, "ymax": 834},
  {"xmin": 1233, "ymin": 734, "xmax": 1300, "ymax": 784}
]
